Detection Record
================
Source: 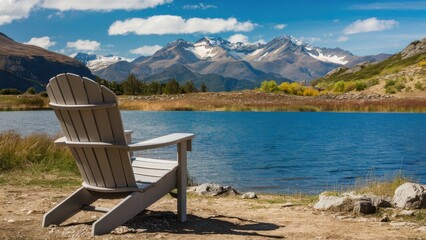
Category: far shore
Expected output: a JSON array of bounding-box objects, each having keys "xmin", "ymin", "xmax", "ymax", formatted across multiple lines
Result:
[{"xmin": 2, "ymin": 91, "xmax": 426, "ymax": 112}]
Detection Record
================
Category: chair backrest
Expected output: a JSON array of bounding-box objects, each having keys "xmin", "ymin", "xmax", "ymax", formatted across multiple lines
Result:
[{"xmin": 47, "ymin": 73, "xmax": 136, "ymax": 189}]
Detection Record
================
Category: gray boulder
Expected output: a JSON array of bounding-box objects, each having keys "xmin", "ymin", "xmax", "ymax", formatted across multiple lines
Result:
[
  {"xmin": 189, "ymin": 183, "xmax": 240, "ymax": 196},
  {"xmin": 241, "ymin": 192, "xmax": 257, "ymax": 199},
  {"xmin": 314, "ymin": 192, "xmax": 352, "ymax": 211},
  {"xmin": 392, "ymin": 182, "xmax": 426, "ymax": 209}
]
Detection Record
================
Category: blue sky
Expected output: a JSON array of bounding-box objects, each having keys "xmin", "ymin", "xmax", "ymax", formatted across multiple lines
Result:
[{"xmin": 1, "ymin": 0, "xmax": 425, "ymax": 58}]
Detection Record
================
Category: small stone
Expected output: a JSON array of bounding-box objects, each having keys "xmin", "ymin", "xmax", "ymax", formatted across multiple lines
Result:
[
  {"xmin": 416, "ymin": 226, "xmax": 426, "ymax": 232},
  {"xmin": 380, "ymin": 214, "xmax": 390, "ymax": 222},
  {"xmin": 26, "ymin": 210, "xmax": 34, "ymax": 215},
  {"xmin": 281, "ymin": 202, "xmax": 294, "ymax": 208},
  {"xmin": 241, "ymin": 192, "xmax": 257, "ymax": 199},
  {"xmin": 7, "ymin": 219, "xmax": 15, "ymax": 223}
]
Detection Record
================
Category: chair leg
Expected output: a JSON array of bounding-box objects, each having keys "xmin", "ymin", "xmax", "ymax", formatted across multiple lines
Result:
[
  {"xmin": 92, "ymin": 173, "xmax": 176, "ymax": 236},
  {"xmin": 177, "ymin": 142, "xmax": 187, "ymax": 222},
  {"xmin": 42, "ymin": 187, "xmax": 97, "ymax": 227}
]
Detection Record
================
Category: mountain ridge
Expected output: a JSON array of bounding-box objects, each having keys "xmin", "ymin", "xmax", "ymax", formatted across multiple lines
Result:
[
  {"xmin": 0, "ymin": 33, "xmax": 93, "ymax": 91},
  {"xmin": 81, "ymin": 35, "xmax": 390, "ymax": 90}
]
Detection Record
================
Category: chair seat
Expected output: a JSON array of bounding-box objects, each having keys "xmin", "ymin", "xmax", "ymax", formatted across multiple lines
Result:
[{"xmin": 132, "ymin": 158, "xmax": 178, "ymax": 189}]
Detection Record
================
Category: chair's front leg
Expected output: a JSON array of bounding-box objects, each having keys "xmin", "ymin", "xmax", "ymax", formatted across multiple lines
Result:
[{"xmin": 177, "ymin": 141, "xmax": 188, "ymax": 222}]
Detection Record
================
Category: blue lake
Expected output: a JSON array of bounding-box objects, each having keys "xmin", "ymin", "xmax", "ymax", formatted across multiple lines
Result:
[{"xmin": 1, "ymin": 111, "xmax": 425, "ymax": 194}]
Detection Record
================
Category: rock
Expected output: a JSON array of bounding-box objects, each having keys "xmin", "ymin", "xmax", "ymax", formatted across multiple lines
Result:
[
  {"xmin": 398, "ymin": 210, "xmax": 415, "ymax": 216},
  {"xmin": 371, "ymin": 196, "xmax": 392, "ymax": 208},
  {"xmin": 380, "ymin": 214, "xmax": 390, "ymax": 222},
  {"xmin": 353, "ymin": 200, "xmax": 376, "ymax": 214},
  {"xmin": 189, "ymin": 183, "xmax": 240, "ymax": 196},
  {"xmin": 314, "ymin": 192, "xmax": 352, "ymax": 211},
  {"xmin": 392, "ymin": 182, "xmax": 426, "ymax": 209},
  {"xmin": 241, "ymin": 192, "xmax": 257, "ymax": 199},
  {"xmin": 282, "ymin": 202, "xmax": 294, "ymax": 208}
]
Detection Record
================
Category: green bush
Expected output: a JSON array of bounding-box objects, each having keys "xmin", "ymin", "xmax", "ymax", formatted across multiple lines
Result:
[
  {"xmin": 334, "ymin": 81, "xmax": 345, "ymax": 92},
  {"xmin": 355, "ymin": 81, "xmax": 367, "ymax": 91},
  {"xmin": 26, "ymin": 87, "xmax": 36, "ymax": 95},
  {"xmin": 259, "ymin": 80, "xmax": 279, "ymax": 93},
  {"xmin": 415, "ymin": 82, "xmax": 425, "ymax": 91}
]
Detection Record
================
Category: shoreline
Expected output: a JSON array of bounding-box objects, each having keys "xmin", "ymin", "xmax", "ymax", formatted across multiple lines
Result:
[{"xmin": 2, "ymin": 91, "xmax": 426, "ymax": 112}]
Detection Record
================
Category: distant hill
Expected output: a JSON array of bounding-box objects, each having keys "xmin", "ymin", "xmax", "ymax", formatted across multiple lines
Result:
[
  {"xmin": 0, "ymin": 33, "xmax": 92, "ymax": 92},
  {"xmin": 312, "ymin": 38, "xmax": 426, "ymax": 97}
]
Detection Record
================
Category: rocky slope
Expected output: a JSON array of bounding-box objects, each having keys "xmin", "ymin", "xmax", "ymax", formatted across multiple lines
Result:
[
  {"xmin": 0, "ymin": 33, "xmax": 93, "ymax": 92},
  {"xmin": 313, "ymin": 38, "xmax": 426, "ymax": 97}
]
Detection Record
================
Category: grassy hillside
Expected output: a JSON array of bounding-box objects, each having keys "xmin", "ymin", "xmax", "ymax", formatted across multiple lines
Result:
[{"xmin": 312, "ymin": 52, "xmax": 426, "ymax": 96}]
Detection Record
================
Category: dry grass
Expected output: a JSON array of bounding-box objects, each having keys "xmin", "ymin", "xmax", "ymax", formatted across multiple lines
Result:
[{"xmin": 118, "ymin": 92, "xmax": 426, "ymax": 112}]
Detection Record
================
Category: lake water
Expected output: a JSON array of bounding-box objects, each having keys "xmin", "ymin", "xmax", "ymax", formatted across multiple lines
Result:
[{"xmin": 1, "ymin": 111, "xmax": 425, "ymax": 194}]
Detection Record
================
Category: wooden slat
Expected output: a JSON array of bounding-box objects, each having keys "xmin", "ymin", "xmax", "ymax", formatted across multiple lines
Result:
[
  {"xmin": 84, "ymin": 148, "xmax": 105, "ymax": 187},
  {"xmin": 75, "ymin": 148, "xmax": 96, "ymax": 185},
  {"xmin": 69, "ymin": 148, "xmax": 90, "ymax": 184},
  {"xmin": 119, "ymin": 150, "xmax": 136, "ymax": 187},
  {"xmin": 132, "ymin": 158, "xmax": 177, "ymax": 170},
  {"xmin": 101, "ymin": 85, "xmax": 125, "ymax": 143},
  {"xmin": 94, "ymin": 149, "xmax": 116, "ymax": 187},
  {"xmin": 133, "ymin": 174, "xmax": 161, "ymax": 183},
  {"xmin": 107, "ymin": 149, "xmax": 127, "ymax": 188},
  {"xmin": 84, "ymin": 79, "xmax": 114, "ymax": 142},
  {"xmin": 48, "ymin": 78, "xmax": 78, "ymax": 140},
  {"xmin": 132, "ymin": 167, "xmax": 172, "ymax": 177}
]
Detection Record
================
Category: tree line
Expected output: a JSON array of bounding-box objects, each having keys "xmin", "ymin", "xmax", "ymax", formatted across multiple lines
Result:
[
  {"xmin": 0, "ymin": 75, "xmax": 209, "ymax": 96},
  {"xmin": 95, "ymin": 74, "xmax": 208, "ymax": 95}
]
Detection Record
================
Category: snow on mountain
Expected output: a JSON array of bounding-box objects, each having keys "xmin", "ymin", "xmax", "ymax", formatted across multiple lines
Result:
[
  {"xmin": 307, "ymin": 50, "xmax": 349, "ymax": 65},
  {"xmin": 74, "ymin": 53, "xmax": 132, "ymax": 72}
]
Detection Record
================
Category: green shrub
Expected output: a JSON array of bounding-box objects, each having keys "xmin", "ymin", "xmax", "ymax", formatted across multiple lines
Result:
[
  {"xmin": 415, "ymin": 82, "xmax": 425, "ymax": 91},
  {"xmin": 334, "ymin": 81, "xmax": 345, "ymax": 92},
  {"xmin": 0, "ymin": 88, "xmax": 21, "ymax": 95},
  {"xmin": 344, "ymin": 81, "xmax": 356, "ymax": 92},
  {"xmin": 26, "ymin": 87, "xmax": 36, "ymax": 95},
  {"xmin": 367, "ymin": 78, "xmax": 379, "ymax": 87},
  {"xmin": 355, "ymin": 81, "xmax": 367, "ymax": 91},
  {"xmin": 384, "ymin": 79, "xmax": 396, "ymax": 88},
  {"xmin": 260, "ymin": 80, "xmax": 279, "ymax": 93}
]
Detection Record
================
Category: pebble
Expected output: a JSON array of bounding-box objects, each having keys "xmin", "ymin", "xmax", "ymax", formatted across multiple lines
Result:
[
  {"xmin": 281, "ymin": 202, "xmax": 294, "ymax": 208},
  {"xmin": 7, "ymin": 219, "xmax": 15, "ymax": 223}
]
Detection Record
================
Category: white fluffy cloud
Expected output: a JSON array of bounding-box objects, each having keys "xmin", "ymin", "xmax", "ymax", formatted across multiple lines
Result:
[
  {"xmin": 24, "ymin": 36, "xmax": 56, "ymax": 49},
  {"xmin": 228, "ymin": 34, "xmax": 249, "ymax": 43},
  {"xmin": 0, "ymin": 0, "xmax": 39, "ymax": 25},
  {"xmin": 109, "ymin": 15, "xmax": 256, "ymax": 35},
  {"xmin": 343, "ymin": 17, "xmax": 398, "ymax": 35},
  {"xmin": 130, "ymin": 45, "xmax": 162, "ymax": 55},
  {"xmin": 42, "ymin": 0, "xmax": 172, "ymax": 11},
  {"xmin": 0, "ymin": 0, "xmax": 172, "ymax": 25},
  {"xmin": 66, "ymin": 39, "xmax": 100, "ymax": 51},
  {"xmin": 274, "ymin": 24, "xmax": 287, "ymax": 30}
]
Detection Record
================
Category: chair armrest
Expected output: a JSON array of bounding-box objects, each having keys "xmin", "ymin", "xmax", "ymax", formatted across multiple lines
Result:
[
  {"xmin": 128, "ymin": 133, "xmax": 194, "ymax": 151},
  {"xmin": 124, "ymin": 130, "xmax": 133, "ymax": 144},
  {"xmin": 54, "ymin": 136, "xmax": 67, "ymax": 146}
]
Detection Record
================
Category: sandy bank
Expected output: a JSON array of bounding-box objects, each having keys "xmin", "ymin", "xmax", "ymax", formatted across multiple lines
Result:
[{"xmin": 1, "ymin": 185, "xmax": 425, "ymax": 239}]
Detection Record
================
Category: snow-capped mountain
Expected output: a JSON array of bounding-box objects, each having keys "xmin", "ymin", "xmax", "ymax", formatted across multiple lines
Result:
[
  {"xmin": 90, "ymin": 35, "xmax": 390, "ymax": 91},
  {"xmin": 74, "ymin": 53, "xmax": 132, "ymax": 72}
]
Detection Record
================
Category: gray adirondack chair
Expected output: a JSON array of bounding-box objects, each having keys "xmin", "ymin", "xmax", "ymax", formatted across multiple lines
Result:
[{"xmin": 42, "ymin": 73, "xmax": 194, "ymax": 236}]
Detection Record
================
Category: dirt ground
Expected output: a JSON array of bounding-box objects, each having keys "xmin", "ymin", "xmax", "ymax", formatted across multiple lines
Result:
[{"xmin": 1, "ymin": 185, "xmax": 425, "ymax": 239}]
